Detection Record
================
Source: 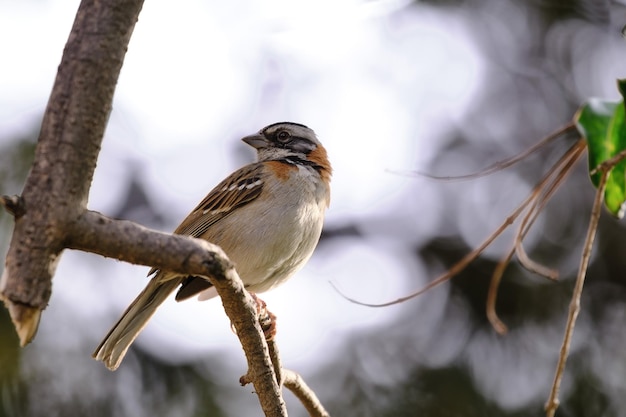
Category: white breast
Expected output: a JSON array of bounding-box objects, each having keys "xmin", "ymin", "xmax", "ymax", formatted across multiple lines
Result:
[{"xmin": 198, "ymin": 165, "xmax": 329, "ymax": 299}]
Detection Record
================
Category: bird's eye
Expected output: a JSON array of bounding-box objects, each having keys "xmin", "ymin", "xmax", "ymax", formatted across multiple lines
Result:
[{"xmin": 277, "ymin": 130, "xmax": 291, "ymax": 142}]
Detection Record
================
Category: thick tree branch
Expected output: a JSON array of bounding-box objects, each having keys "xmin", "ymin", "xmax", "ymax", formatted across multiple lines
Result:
[
  {"xmin": 67, "ymin": 210, "xmax": 234, "ymax": 275},
  {"xmin": 1, "ymin": 0, "xmax": 144, "ymax": 346}
]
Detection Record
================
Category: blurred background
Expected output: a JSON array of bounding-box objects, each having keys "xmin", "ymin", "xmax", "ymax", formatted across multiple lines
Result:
[{"xmin": 2, "ymin": 0, "xmax": 626, "ymax": 416}]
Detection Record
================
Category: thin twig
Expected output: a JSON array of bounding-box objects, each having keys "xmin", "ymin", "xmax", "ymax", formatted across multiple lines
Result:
[
  {"xmin": 486, "ymin": 139, "xmax": 586, "ymax": 333},
  {"xmin": 486, "ymin": 246, "xmax": 516, "ymax": 334},
  {"xmin": 331, "ymin": 192, "xmax": 535, "ymax": 307},
  {"xmin": 244, "ymin": 338, "xmax": 329, "ymax": 415},
  {"xmin": 333, "ymin": 136, "xmax": 580, "ymax": 308},
  {"xmin": 589, "ymin": 148, "xmax": 626, "ymax": 176},
  {"xmin": 283, "ymin": 369, "xmax": 331, "ymax": 417},
  {"xmin": 412, "ymin": 123, "xmax": 576, "ymax": 181},
  {"xmin": 514, "ymin": 139, "xmax": 587, "ymax": 280},
  {"xmin": 544, "ymin": 166, "xmax": 608, "ymax": 417}
]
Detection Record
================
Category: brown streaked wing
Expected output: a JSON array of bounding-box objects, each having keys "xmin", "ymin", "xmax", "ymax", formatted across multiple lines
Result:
[
  {"xmin": 174, "ymin": 163, "xmax": 265, "ymax": 237},
  {"xmin": 147, "ymin": 163, "xmax": 265, "ymax": 278}
]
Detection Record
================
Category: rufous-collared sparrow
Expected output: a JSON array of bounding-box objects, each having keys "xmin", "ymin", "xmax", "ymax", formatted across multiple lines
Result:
[{"xmin": 93, "ymin": 122, "xmax": 332, "ymax": 370}]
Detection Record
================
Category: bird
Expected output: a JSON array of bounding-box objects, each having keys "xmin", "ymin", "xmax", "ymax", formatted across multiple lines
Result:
[{"xmin": 93, "ymin": 122, "xmax": 332, "ymax": 371}]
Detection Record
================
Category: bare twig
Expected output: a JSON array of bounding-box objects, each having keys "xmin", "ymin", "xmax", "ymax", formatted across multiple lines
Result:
[
  {"xmin": 284, "ymin": 369, "xmax": 331, "ymax": 417},
  {"xmin": 240, "ymin": 337, "xmax": 331, "ymax": 416},
  {"xmin": 485, "ymin": 246, "xmax": 516, "ymax": 334},
  {"xmin": 330, "ymin": 203, "xmax": 520, "ymax": 307},
  {"xmin": 334, "ymin": 136, "xmax": 581, "ymax": 308},
  {"xmin": 330, "ymin": 188, "xmax": 533, "ymax": 307},
  {"xmin": 412, "ymin": 123, "xmax": 576, "ymax": 181},
  {"xmin": 486, "ymin": 139, "xmax": 586, "ymax": 333},
  {"xmin": 544, "ymin": 162, "xmax": 609, "ymax": 417},
  {"xmin": 513, "ymin": 141, "xmax": 586, "ymax": 280},
  {"xmin": 589, "ymin": 148, "xmax": 626, "ymax": 176}
]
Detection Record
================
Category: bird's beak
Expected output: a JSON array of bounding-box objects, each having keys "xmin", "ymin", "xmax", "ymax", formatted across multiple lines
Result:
[{"xmin": 242, "ymin": 134, "xmax": 269, "ymax": 149}]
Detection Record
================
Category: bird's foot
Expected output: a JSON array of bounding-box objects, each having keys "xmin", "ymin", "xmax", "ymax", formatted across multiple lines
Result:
[{"xmin": 250, "ymin": 292, "xmax": 277, "ymax": 341}]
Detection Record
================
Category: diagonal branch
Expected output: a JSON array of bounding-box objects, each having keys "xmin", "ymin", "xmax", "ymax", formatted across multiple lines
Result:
[
  {"xmin": 284, "ymin": 369, "xmax": 331, "ymax": 417},
  {"xmin": 413, "ymin": 123, "xmax": 576, "ymax": 181}
]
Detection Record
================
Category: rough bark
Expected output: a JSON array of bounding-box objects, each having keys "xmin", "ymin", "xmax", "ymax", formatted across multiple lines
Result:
[{"xmin": 0, "ymin": 0, "xmax": 144, "ymax": 346}]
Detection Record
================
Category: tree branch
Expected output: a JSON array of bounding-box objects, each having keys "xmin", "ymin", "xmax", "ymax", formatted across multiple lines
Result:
[
  {"xmin": 67, "ymin": 210, "xmax": 233, "ymax": 275},
  {"xmin": 284, "ymin": 370, "xmax": 331, "ymax": 417},
  {"xmin": 240, "ymin": 314, "xmax": 331, "ymax": 416},
  {"xmin": 1, "ymin": 0, "xmax": 144, "ymax": 345},
  {"xmin": 0, "ymin": 1, "xmax": 297, "ymax": 416},
  {"xmin": 69, "ymin": 212, "xmax": 287, "ymax": 415},
  {"xmin": 268, "ymin": 339, "xmax": 285, "ymax": 387}
]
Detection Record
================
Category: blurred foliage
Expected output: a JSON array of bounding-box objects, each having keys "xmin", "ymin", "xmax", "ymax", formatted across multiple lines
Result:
[
  {"xmin": 378, "ymin": 366, "xmax": 542, "ymax": 417},
  {"xmin": 2, "ymin": 0, "xmax": 626, "ymax": 416}
]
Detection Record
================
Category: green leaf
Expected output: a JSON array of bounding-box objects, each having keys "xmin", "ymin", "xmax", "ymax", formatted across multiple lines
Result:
[{"xmin": 575, "ymin": 84, "xmax": 626, "ymax": 218}]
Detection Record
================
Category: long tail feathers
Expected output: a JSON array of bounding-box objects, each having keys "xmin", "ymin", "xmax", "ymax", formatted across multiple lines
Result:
[{"xmin": 93, "ymin": 277, "xmax": 181, "ymax": 371}]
